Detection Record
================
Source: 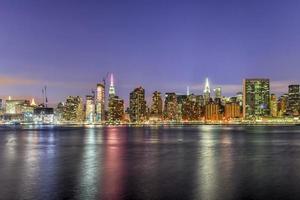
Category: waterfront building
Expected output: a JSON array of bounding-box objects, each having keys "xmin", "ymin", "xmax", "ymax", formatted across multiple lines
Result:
[
  {"xmin": 108, "ymin": 96, "xmax": 124, "ymax": 123},
  {"xmin": 270, "ymin": 93, "xmax": 278, "ymax": 117},
  {"xmin": 5, "ymin": 99, "xmax": 29, "ymax": 114},
  {"xmin": 203, "ymin": 78, "xmax": 211, "ymax": 105},
  {"xmin": 236, "ymin": 92, "xmax": 243, "ymax": 106},
  {"xmin": 176, "ymin": 94, "xmax": 188, "ymax": 120},
  {"xmin": 205, "ymin": 102, "xmax": 222, "ymax": 121},
  {"xmin": 96, "ymin": 83, "xmax": 105, "ymax": 122},
  {"xmin": 129, "ymin": 87, "xmax": 147, "ymax": 122},
  {"xmin": 287, "ymin": 85, "xmax": 300, "ymax": 116},
  {"xmin": 225, "ymin": 102, "xmax": 241, "ymax": 119},
  {"xmin": 164, "ymin": 93, "xmax": 178, "ymax": 121},
  {"xmin": 178, "ymin": 94, "xmax": 200, "ymax": 121},
  {"xmin": 150, "ymin": 91, "xmax": 163, "ymax": 120},
  {"xmin": 278, "ymin": 94, "xmax": 288, "ymax": 117},
  {"xmin": 85, "ymin": 95, "xmax": 95, "ymax": 123},
  {"xmin": 33, "ymin": 107, "xmax": 54, "ymax": 124},
  {"xmin": 63, "ymin": 96, "xmax": 84, "ymax": 122},
  {"xmin": 243, "ymin": 79, "xmax": 270, "ymax": 119}
]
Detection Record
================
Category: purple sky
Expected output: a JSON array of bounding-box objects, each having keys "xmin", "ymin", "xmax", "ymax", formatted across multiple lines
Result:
[{"xmin": 1, "ymin": 0, "xmax": 300, "ymax": 106}]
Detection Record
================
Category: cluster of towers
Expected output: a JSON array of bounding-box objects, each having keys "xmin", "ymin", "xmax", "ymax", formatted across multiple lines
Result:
[{"xmin": 1, "ymin": 75, "xmax": 300, "ymax": 124}]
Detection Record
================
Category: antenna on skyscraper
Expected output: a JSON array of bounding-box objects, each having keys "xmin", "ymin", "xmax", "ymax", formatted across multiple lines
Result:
[{"xmin": 45, "ymin": 85, "xmax": 48, "ymax": 108}]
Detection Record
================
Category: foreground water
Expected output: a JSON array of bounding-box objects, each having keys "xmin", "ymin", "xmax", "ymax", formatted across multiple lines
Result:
[{"xmin": 1, "ymin": 125, "xmax": 300, "ymax": 200}]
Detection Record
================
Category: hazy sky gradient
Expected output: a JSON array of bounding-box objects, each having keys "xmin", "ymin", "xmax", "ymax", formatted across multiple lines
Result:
[{"xmin": 1, "ymin": 0, "xmax": 300, "ymax": 105}]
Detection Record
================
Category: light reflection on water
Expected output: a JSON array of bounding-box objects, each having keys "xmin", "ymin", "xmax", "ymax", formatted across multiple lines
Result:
[{"xmin": 0, "ymin": 126, "xmax": 300, "ymax": 199}]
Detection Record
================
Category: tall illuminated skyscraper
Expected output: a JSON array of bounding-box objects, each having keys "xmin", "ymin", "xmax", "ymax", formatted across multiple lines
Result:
[
  {"xmin": 129, "ymin": 87, "xmax": 147, "ymax": 122},
  {"xmin": 96, "ymin": 83, "xmax": 105, "ymax": 122},
  {"xmin": 270, "ymin": 93, "xmax": 278, "ymax": 117},
  {"xmin": 164, "ymin": 93, "xmax": 178, "ymax": 121},
  {"xmin": 287, "ymin": 85, "xmax": 300, "ymax": 116},
  {"xmin": 243, "ymin": 78, "xmax": 270, "ymax": 119},
  {"xmin": 150, "ymin": 91, "xmax": 163, "ymax": 119},
  {"xmin": 109, "ymin": 73, "xmax": 116, "ymax": 98},
  {"xmin": 108, "ymin": 74, "xmax": 124, "ymax": 123},
  {"xmin": 278, "ymin": 94, "xmax": 288, "ymax": 117},
  {"xmin": 63, "ymin": 96, "xmax": 84, "ymax": 122},
  {"xmin": 203, "ymin": 78, "xmax": 211, "ymax": 105},
  {"xmin": 85, "ymin": 95, "xmax": 95, "ymax": 123}
]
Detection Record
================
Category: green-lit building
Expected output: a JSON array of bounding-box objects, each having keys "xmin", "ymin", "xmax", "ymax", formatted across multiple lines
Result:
[{"xmin": 243, "ymin": 79, "xmax": 270, "ymax": 119}]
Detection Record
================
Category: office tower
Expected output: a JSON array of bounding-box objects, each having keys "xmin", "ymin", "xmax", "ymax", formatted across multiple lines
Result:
[
  {"xmin": 55, "ymin": 102, "xmax": 65, "ymax": 122},
  {"xmin": 63, "ymin": 96, "xmax": 84, "ymax": 122},
  {"xmin": 270, "ymin": 93, "xmax": 278, "ymax": 117},
  {"xmin": 108, "ymin": 96, "xmax": 124, "ymax": 123},
  {"xmin": 203, "ymin": 78, "xmax": 211, "ymax": 105},
  {"xmin": 5, "ymin": 99, "xmax": 28, "ymax": 114},
  {"xmin": 150, "ymin": 91, "xmax": 163, "ymax": 120},
  {"xmin": 181, "ymin": 94, "xmax": 199, "ymax": 121},
  {"xmin": 236, "ymin": 92, "xmax": 243, "ymax": 106},
  {"xmin": 287, "ymin": 85, "xmax": 300, "ymax": 116},
  {"xmin": 33, "ymin": 107, "xmax": 54, "ymax": 124},
  {"xmin": 243, "ymin": 79, "xmax": 270, "ymax": 119},
  {"xmin": 96, "ymin": 83, "xmax": 105, "ymax": 122},
  {"xmin": 164, "ymin": 93, "xmax": 178, "ymax": 121},
  {"xmin": 214, "ymin": 87, "xmax": 222, "ymax": 99},
  {"xmin": 176, "ymin": 94, "xmax": 188, "ymax": 120},
  {"xmin": 85, "ymin": 95, "xmax": 95, "ymax": 123},
  {"xmin": 109, "ymin": 73, "xmax": 116, "ymax": 98},
  {"xmin": 278, "ymin": 94, "xmax": 288, "ymax": 117},
  {"xmin": 225, "ymin": 102, "xmax": 241, "ymax": 119},
  {"xmin": 205, "ymin": 102, "xmax": 222, "ymax": 121},
  {"xmin": 129, "ymin": 87, "xmax": 147, "ymax": 122}
]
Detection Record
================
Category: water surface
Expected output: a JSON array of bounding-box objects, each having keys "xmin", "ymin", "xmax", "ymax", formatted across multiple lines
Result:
[{"xmin": 0, "ymin": 125, "xmax": 300, "ymax": 200}]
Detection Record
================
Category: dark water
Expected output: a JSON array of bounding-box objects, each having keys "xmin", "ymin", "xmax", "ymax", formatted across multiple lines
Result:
[{"xmin": 1, "ymin": 125, "xmax": 300, "ymax": 200}]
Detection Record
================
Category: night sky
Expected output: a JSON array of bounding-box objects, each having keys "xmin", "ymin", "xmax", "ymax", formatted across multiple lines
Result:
[{"xmin": 1, "ymin": 0, "xmax": 300, "ymax": 106}]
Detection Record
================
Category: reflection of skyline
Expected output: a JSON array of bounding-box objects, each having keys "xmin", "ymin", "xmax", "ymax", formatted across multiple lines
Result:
[
  {"xmin": 101, "ymin": 127, "xmax": 127, "ymax": 199},
  {"xmin": 1, "ymin": 126, "xmax": 300, "ymax": 199},
  {"xmin": 78, "ymin": 128, "xmax": 102, "ymax": 199}
]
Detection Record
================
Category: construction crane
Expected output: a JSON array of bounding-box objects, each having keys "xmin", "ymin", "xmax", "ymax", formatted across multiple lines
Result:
[{"xmin": 42, "ymin": 85, "xmax": 48, "ymax": 108}]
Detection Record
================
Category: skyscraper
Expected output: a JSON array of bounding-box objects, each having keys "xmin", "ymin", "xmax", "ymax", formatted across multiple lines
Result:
[
  {"xmin": 85, "ymin": 95, "xmax": 95, "ymax": 123},
  {"xmin": 164, "ymin": 93, "xmax": 178, "ymax": 121},
  {"xmin": 63, "ymin": 96, "xmax": 84, "ymax": 122},
  {"xmin": 214, "ymin": 87, "xmax": 222, "ymax": 99},
  {"xmin": 96, "ymin": 83, "xmax": 105, "ymax": 122},
  {"xmin": 270, "ymin": 93, "xmax": 278, "ymax": 117},
  {"xmin": 243, "ymin": 79, "xmax": 270, "ymax": 119},
  {"xmin": 108, "ymin": 96, "xmax": 124, "ymax": 123},
  {"xmin": 107, "ymin": 74, "xmax": 124, "ymax": 123},
  {"xmin": 225, "ymin": 102, "xmax": 241, "ymax": 119},
  {"xmin": 278, "ymin": 94, "xmax": 288, "ymax": 117},
  {"xmin": 129, "ymin": 87, "xmax": 147, "ymax": 122},
  {"xmin": 150, "ymin": 91, "xmax": 163, "ymax": 119},
  {"xmin": 203, "ymin": 78, "xmax": 211, "ymax": 105},
  {"xmin": 109, "ymin": 73, "xmax": 116, "ymax": 98},
  {"xmin": 205, "ymin": 102, "xmax": 222, "ymax": 121},
  {"xmin": 287, "ymin": 85, "xmax": 300, "ymax": 116}
]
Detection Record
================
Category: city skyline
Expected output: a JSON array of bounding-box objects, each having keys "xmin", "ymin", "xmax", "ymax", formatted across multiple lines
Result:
[{"xmin": 1, "ymin": 0, "xmax": 300, "ymax": 104}]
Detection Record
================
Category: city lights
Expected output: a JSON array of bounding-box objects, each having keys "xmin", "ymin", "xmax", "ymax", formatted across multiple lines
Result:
[{"xmin": 0, "ymin": 77, "xmax": 300, "ymax": 125}]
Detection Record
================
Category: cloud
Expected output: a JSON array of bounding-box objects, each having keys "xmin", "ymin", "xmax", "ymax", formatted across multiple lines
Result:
[{"xmin": 0, "ymin": 75, "xmax": 39, "ymax": 86}]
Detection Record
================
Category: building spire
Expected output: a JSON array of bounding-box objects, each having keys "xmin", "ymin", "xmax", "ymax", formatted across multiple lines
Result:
[
  {"xmin": 110, "ymin": 73, "xmax": 114, "ymax": 87},
  {"xmin": 204, "ymin": 77, "xmax": 210, "ymax": 93},
  {"xmin": 109, "ymin": 73, "xmax": 116, "ymax": 97}
]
